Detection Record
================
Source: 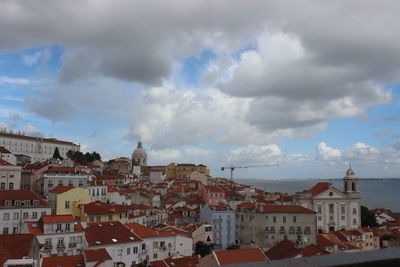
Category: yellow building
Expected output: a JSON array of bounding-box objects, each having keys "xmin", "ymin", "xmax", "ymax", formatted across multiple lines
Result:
[
  {"xmin": 359, "ymin": 228, "xmax": 374, "ymax": 251},
  {"xmin": 48, "ymin": 185, "xmax": 91, "ymax": 216},
  {"xmin": 166, "ymin": 163, "xmax": 210, "ymax": 179},
  {"xmin": 74, "ymin": 201, "xmax": 130, "ymax": 223}
]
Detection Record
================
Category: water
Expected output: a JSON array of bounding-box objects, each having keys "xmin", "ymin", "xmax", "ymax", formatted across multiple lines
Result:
[{"xmin": 236, "ymin": 178, "xmax": 400, "ymax": 212}]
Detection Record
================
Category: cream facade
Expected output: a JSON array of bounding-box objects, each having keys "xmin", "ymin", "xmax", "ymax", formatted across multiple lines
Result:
[{"xmin": 0, "ymin": 132, "xmax": 79, "ymax": 163}]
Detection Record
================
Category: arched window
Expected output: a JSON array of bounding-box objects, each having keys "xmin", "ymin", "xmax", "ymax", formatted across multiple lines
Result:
[
  {"xmin": 344, "ymin": 182, "xmax": 348, "ymax": 191},
  {"xmin": 351, "ymin": 182, "xmax": 355, "ymax": 191}
]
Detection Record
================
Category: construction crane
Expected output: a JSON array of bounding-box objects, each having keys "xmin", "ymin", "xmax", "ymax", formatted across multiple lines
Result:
[{"xmin": 221, "ymin": 163, "xmax": 279, "ymax": 181}]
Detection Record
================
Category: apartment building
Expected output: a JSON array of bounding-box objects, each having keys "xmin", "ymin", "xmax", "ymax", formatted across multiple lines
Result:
[
  {"xmin": 25, "ymin": 215, "xmax": 84, "ymax": 257},
  {"xmin": 0, "ymin": 158, "xmax": 21, "ymax": 190},
  {"xmin": 0, "ymin": 190, "xmax": 51, "ymax": 234},
  {"xmin": 200, "ymin": 204, "xmax": 236, "ymax": 249},
  {"xmin": 40, "ymin": 167, "xmax": 91, "ymax": 195},
  {"xmin": 236, "ymin": 202, "xmax": 317, "ymax": 248}
]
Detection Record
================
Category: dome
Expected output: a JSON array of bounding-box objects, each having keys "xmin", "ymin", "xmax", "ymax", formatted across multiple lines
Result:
[
  {"xmin": 132, "ymin": 141, "xmax": 147, "ymax": 166},
  {"xmin": 346, "ymin": 167, "xmax": 355, "ymax": 176}
]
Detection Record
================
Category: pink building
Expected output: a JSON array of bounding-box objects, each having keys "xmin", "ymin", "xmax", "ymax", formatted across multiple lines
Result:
[
  {"xmin": 0, "ymin": 158, "xmax": 22, "ymax": 190},
  {"xmin": 199, "ymin": 185, "xmax": 225, "ymax": 206},
  {"xmin": 21, "ymin": 162, "xmax": 57, "ymax": 191}
]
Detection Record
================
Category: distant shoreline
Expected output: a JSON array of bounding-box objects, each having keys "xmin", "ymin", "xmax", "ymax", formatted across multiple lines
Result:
[{"xmin": 235, "ymin": 177, "xmax": 400, "ymax": 181}]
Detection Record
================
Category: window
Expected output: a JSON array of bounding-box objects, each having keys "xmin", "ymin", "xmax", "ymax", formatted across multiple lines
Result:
[
  {"xmin": 23, "ymin": 212, "xmax": 28, "ymax": 219},
  {"xmin": 353, "ymin": 218, "xmax": 357, "ymax": 225},
  {"xmin": 77, "ymin": 236, "xmax": 82, "ymax": 243},
  {"xmin": 96, "ymin": 216, "xmax": 101, "ymax": 222},
  {"xmin": 117, "ymin": 249, "xmax": 123, "ymax": 256},
  {"xmin": 127, "ymin": 247, "xmax": 130, "ymax": 255},
  {"xmin": 133, "ymin": 247, "xmax": 138, "ymax": 254},
  {"xmin": 68, "ymin": 180, "xmax": 73, "ymax": 186},
  {"xmin": 109, "ymin": 215, "xmax": 113, "ymax": 221},
  {"xmin": 69, "ymin": 237, "xmax": 76, "ymax": 244},
  {"xmin": 317, "ymin": 206, "xmax": 322, "ymax": 213},
  {"xmin": 4, "ymin": 213, "xmax": 9, "ymax": 221},
  {"xmin": 65, "ymin": 201, "xmax": 70, "ymax": 209},
  {"xmin": 329, "ymin": 204, "xmax": 334, "ymax": 213},
  {"xmin": 283, "ymin": 216, "xmax": 286, "ymax": 223},
  {"xmin": 66, "ymin": 223, "xmax": 70, "ymax": 231},
  {"xmin": 273, "ymin": 216, "xmax": 276, "ymax": 223},
  {"xmin": 3, "ymin": 227, "xmax": 8, "ymax": 234},
  {"xmin": 1, "ymin": 183, "xmax": 5, "ymax": 189},
  {"xmin": 293, "ymin": 216, "xmax": 297, "ymax": 223},
  {"xmin": 41, "ymin": 211, "xmax": 47, "ymax": 217},
  {"xmin": 56, "ymin": 224, "xmax": 62, "ymax": 232},
  {"xmin": 318, "ymin": 216, "xmax": 322, "ymax": 221},
  {"xmin": 341, "ymin": 206, "xmax": 345, "ymax": 214},
  {"xmin": 58, "ymin": 180, "xmax": 63, "ymax": 185},
  {"xmin": 45, "ymin": 239, "xmax": 52, "ymax": 247},
  {"xmin": 153, "ymin": 253, "xmax": 158, "ymax": 259},
  {"xmin": 9, "ymin": 183, "xmax": 13, "ymax": 190},
  {"xmin": 13, "ymin": 212, "xmax": 19, "ymax": 220},
  {"xmin": 32, "ymin": 212, "xmax": 38, "ymax": 219},
  {"xmin": 89, "ymin": 216, "xmax": 94, "ymax": 222},
  {"xmin": 353, "ymin": 208, "xmax": 357, "ymax": 215}
]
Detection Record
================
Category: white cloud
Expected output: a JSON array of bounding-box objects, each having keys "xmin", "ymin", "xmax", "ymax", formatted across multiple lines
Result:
[
  {"xmin": 22, "ymin": 47, "xmax": 51, "ymax": 66},
  {"xmin": 316, "ymin": 142, "xmax": 342, "ymax": 160},
  {"xmin": 0, "ymin": 76, "xmax": 30, "ymax": 85}
]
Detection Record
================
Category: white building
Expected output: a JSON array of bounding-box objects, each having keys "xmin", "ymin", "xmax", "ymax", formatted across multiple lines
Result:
[
  {"xmin": 294, "ymin": 167, "xmax": 361, "ymax": 233},
  {"xmin": 0, "ymin": 146, "xmax": 17, "ymax": 165},
  {"xmin": 84, "ymin": 221, "xmax": 144, "ymax": 266},
  {"xmin": 25, "ymin": 214, "xmax": 85, "ymax": 257},
  {"xmin": 41, "ymin": 167, "xmax": 91, "ymax": 195},
  {"xmin": 88, "ymin": 185, "xmax": 107, "ymax": 202},
  {"xmin": 0, "ymin": 132, "xmax": 80, "ymax": 163},
  {"xmin": 0, "ymin": 158, "xmax": 22, "ymax": 190},
  {"xmin": 0, "ymin": 190, "xmax": 51, "ymax": 234}
]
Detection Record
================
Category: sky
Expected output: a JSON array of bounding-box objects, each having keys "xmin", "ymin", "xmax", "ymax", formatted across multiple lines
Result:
[{"xmin": 0, "ymin": 0, "xmax": 400, "ymax": 179}]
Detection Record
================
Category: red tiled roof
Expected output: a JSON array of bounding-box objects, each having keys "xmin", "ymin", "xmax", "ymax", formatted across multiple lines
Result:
[
  {"xmin": 0, "ymin": 190, "xmax": 47, "ymax": 206},
  {"xmin": 164, "ymin": 227, "xmax": 192, "ymax": 238},
  {"xmin": 306, "ymin": 182, "xmax": 331, "ymax": 196},
  {"xmin": 317, "ymin": 234, "xmax": 336, "ymax": 247},
  {"xmin": 125, "ymin": 223, "xmax": 175, "ymax": 238},
  {"xmin": 42, "ymin": 214, "xmax": 76, "ymax": 224},
  {"xmin": 0, "ymin": 146, "xmax": 11, "ymax": 153},
  {"xmin": 214, "ymin": 248, "xmax": 267, "ymax": 265},
  {"xmin": 150, "ymin": 256, "xmax": 199, "ymax": 267},
  {"xmin": 0, "ymin": 158, "xmax": 13, "ymax": 166},
  {"xmin": 0, "ymin": 132, "xmax": 78, "ymax": 146},
  {"xmin": 49, "ymin": 185, "xmax": 76, "ymax": 194},
  {"xmin": 82, "ymin": 201, "xmax": 131, "ymax": 215},
  {"xmin": 265, "ymin": 239, "xmax": 299, "ymax": 260},
  {"xmin": 259, "ymin": 205, "xmax": 315, "ymax": 213},
  {"xmin": 42, "ymin": 255, "xmax": 84, "ymax": 267},
  {"xmin": 204, "ymin": 185, "xmax": 225, "ymax": 193},
  {"xmin": 46, "ymin": 167, "xmax": 78, "ymax": 173},
  {"xmin": 83, "ymin": 248, "xmax": 112, "ymax": 262},
  {"xmin": 298, "ymin": 244, "xmax": 329, "ymax": 257},
  {"xmin": 85, "ymin": 221, "xmax": 142, "ymax": 246},
  {"xmin": 0, "ymin": 234, "xmax": 35, "ymax": 266}
]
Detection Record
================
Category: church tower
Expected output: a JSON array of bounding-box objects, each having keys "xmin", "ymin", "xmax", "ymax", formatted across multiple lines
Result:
[
  {"xmin": 132, "ymin": 140, "xmax": 147, "ymax": 167},
  {"xmin": 343, "ymin": 164, "xmax": 360, "ymax": 199}
]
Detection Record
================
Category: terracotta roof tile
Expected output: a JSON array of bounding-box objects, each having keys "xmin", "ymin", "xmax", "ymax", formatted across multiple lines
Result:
[
  {"xmin": 85, "ymin": 221, "xmax": 142, "ymax": 246},
  {"xmin": 42, "ymin": 214, "xmax": 76, "ymax": 224},
  {"xmin": 265, "ymin": 239, "xmax": 299, "ymax": 260},
  {"xmin": 49, "ymin": 185, "xmax": 76, "ymax": 194},
  {"xmin": 0, "ymin": 158, "xmax": 14, "ymax": 166},
  {"xmin": 83, "ymin": 248, "xmax": 112, "ymax": 262},
  {"xmin": 214, "ymin": 248, "xmax": 267, "ymax": 265},
  {"xmin": 259, "ymin": 205, "xmax": 315, "ymax": 213},
  {"xmin": 0, "ymin": 234, "xmax": 35, "ymax": 266},
  {"xmin": 41, "ymin": 255, "xmax": 84, "ymax": 267},
  {"xmin": 306, "ymin": 182, "xmax": 331, "ymax": 196},
  {"xmin": 0, "ymin": 190, "xmax": 47, "ymax": 206},
  {"xmin": 125, "ymin": 223, "xmax": 175, "ymax": 238},
  {"xmin": 0, "ymin": 146, "xmax": 11, "ymax": 153}
]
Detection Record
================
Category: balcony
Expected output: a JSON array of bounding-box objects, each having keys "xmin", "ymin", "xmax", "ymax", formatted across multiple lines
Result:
[
  {"xmin": 279, "ymin": 230, "xmax": 286, "ymax": 234},
  {"xmin": 57, "ymin": 243, "xmax": 66, "ymax": 249},
  {"xmin": 304, "ymin": 229, "xmax": 311, "ymax": 234},
  {"xmin": 296, "ymin": 230, "xmax": 302, "ymax": 234},
  {"xmin": 44, "ymin": 245, "xmax": 52, "ymax": 250},
  {"xmin": 69, "ymin": 243, "xmax": 77, "ymax": 248}
]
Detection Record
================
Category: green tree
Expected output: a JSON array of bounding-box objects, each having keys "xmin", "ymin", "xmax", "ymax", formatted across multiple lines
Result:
[
  {"xmin": 52, "ymin": 147, "xmax": 63, "ymax": 160},
  {"xmin": 361, "ymin": 206, "xmax": 379, "ymax": 227}
]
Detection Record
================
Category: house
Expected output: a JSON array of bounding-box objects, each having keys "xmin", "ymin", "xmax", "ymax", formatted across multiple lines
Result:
[
  {"xmin": 265, "ymin": 239, "xmax": 329, "ymax": 260},
  {"xmin": 84, "ymin": 221, "xmax": 144, "ymax": 266},
  {"xmin": 21, "ymin": 162, "xmax": 57, "ymax": 191},
  {"xmin": 0, "ymin": 190, "xmax": 51, "ymax": 234},
  {"xmin": 0, "ymin": 158, "xmax": 21, "ymax": 190},
  {"xmin": 293, "ymin": 167, "xmax": 361, "ymax": 233},
  {"xmin": 87, "ymin": 185, "xmax": 107, "ymax": 202},
  {"xmin": 200, "ymin": 204, "xmax": 235, "ymax": 249},
  {"xmin": 83, "ymin": 248, "xmax": 112, "ymax": 267},
  {"xmin": 41, "ymin": 167, "xmax": 91, "ymax": 195},
  {"xmin": 199, "ymin": 185, "xmax": 225, "ymax": 206},
  {"xmin": 197, "ymin": 247, "xmax": 268, "ymax": 266},
  {"xmin": 181, "ymin": 222, "xmax": 213, "ymax": 249},
  {"xmin": 235, "ymin": 202, "xmax": 317, "ymax": 248},
  {"xmin": 41, "ymin": 255, "xmax": 85, "ymax": 267},
  {"xmin": 75, "ymin": 201, "xmax": 131, "ymax": 223},
  {"xmin": 0, "ymin": 234, "xmax": 40, "ymax": 267},
  {"xmin": 0, "ymin": 146, "xmax": 17, "ymax": 165},
  {"xmin": 126, "ymin": 222, "xmax": 181, "ymax": 261},
  {"xmin": 25, "ymin": 215, "xmax": 85, "ymax": 257},
  {"xmin": 48, "ymin": 186, "xmax": 91, "ymax": 215}
]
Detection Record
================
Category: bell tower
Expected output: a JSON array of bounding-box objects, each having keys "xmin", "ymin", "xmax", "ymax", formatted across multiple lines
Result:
[{"xmin": 343, "ymin": 163, "xmax": 360, "ymax": 198}]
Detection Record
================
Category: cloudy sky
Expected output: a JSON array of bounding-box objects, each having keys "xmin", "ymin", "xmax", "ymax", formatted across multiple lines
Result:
[{"xmin": 1, "ymin": 0, "xmax": 399, "ymax": 178}]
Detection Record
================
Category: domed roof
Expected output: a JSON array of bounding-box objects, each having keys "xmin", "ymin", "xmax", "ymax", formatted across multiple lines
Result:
[
  {"xmin": 346, "ymin": 167, "xmax": 355, "ymax": 176},
  {"xmin": 132, "ymin": 141, "xmax": 147, "ymax": 159}
]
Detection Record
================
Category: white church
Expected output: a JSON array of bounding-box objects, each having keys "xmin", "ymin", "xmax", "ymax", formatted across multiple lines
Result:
[{"xmin": 294, "ymin": 166, "xmax": 361, "ymax": 233}]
